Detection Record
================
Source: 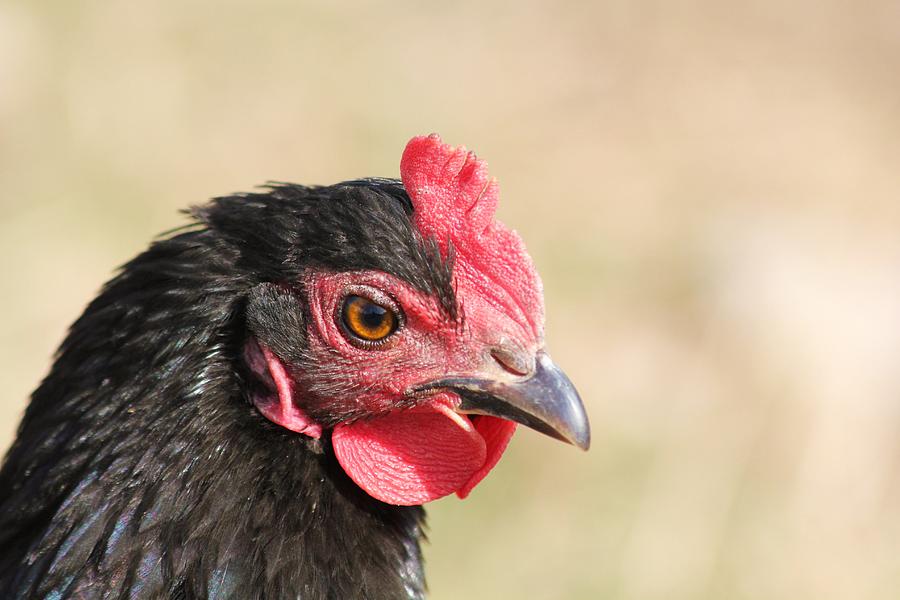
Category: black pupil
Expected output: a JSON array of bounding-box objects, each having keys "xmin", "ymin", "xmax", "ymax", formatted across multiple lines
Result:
[{"xmin": 358, "ymin": 298, "xmax": 387, "ymax": 329}]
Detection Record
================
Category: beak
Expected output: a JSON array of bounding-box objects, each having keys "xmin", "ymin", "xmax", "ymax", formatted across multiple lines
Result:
[{"xmin": 421, "ymin": 351, "xmax": 591, "ymax": 451}]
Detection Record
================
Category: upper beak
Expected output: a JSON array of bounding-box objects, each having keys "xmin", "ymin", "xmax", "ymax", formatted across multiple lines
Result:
[{"xmin": 421, "ymin": 351, "xmax": 591, "ymax": 451}]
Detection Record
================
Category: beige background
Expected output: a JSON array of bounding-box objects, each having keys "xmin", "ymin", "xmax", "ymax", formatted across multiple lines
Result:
[{"xmin": 2, "ymin": 2, "xmax": 900, "ymax": 599}]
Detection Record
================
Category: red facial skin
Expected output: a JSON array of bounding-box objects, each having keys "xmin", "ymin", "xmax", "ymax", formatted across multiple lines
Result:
[
  {"xmin": 253, "ymin": 268, "xmax": 539, "ymax": 505},
  {"xmin": 306, "ymin": 268, "xmax": 540, "ymax": 505},
  {"xmin": 296, "ymin": 269, "xmax": 539, "ymax": 420}
]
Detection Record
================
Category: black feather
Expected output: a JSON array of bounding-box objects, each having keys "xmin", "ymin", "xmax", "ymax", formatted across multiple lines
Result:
[{"xmin": 0, "ymin": 180, "xmax": 455, "ymax": 599}]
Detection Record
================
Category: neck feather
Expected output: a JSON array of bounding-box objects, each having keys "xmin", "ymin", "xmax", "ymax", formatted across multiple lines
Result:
[{"xmin": 0, "ymin": 232, "xmax": 427, "ymax": 599}]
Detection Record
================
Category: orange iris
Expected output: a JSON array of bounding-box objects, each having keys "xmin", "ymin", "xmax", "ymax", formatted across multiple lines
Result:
[{"xmin": 341, "ymin": 295, "xmax": 397, "ymax": 342}]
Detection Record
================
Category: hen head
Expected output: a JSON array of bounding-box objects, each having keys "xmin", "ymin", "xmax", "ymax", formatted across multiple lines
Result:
[{"xmin": 229, "ymin": 134, "xmax": 588, "ymax": 505}]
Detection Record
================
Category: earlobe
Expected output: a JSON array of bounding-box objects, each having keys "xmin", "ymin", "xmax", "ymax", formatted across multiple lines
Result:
[{"xmin": 244, "ymin": 338, "xmax": 322, "ymax": 439}]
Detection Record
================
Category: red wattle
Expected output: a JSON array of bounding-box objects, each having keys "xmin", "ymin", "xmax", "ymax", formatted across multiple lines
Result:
[
  {"xmin": 332, "ymin": 400, "xmax": 516, "ymax": 506},
  {"xmin": 457, "ymin": 417, "xmax": 517, "ymax": 498}
]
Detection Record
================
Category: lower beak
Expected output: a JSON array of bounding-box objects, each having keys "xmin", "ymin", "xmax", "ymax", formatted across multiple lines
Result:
[{"xmin": 421, "ymin": 351, "xmax": 590, "ymax": 451}]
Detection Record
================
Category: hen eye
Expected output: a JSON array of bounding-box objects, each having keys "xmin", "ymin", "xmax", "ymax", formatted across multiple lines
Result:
[{"xmin": 340, "ymin": 295, "xmax": 399, "ymax": 344}]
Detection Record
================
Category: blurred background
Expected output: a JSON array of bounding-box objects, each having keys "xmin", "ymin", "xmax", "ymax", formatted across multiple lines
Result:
[{"xmin": 2, "ymin": 1, "xmax": 899, "ymax": 598}]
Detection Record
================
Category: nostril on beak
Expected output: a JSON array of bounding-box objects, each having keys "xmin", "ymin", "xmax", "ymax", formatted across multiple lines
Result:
[{"xmin": 490, "ymin": 346, "xmax": 531, "ymax": 377}]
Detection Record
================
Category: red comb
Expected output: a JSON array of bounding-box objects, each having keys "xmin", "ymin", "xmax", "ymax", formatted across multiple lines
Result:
[{"xmin": 400, "ymin": 134, "xmax": 544, "ymax": 336}]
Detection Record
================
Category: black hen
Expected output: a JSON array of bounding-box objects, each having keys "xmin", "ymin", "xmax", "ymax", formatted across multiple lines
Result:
[{"xmin": 0, "ymin": 135, "xmax": 589, "ymax": 599}]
